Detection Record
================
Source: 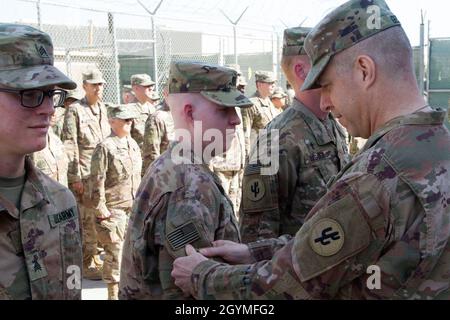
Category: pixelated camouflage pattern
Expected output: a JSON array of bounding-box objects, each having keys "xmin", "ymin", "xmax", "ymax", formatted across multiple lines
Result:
[
  {"xmin": 241, "ymin": 91, "xmax": 282, "ymax": 156},
  {"xmin": 209, "ymin": 108, "xmax": 246, "ymax": 214},
  {"xmin": 302, "ymin": 0, "xmax": 401, "ymax": 90},
  {"xmin": 131, "ymin": 73, "xmax": 155, "ymax": 86},
  {"xmin": 169, "ymin": 61, "xmax": 252, "ymax": 108},
  {"xmin": 130, "ymin": 102, "xmax": 156, "ymax": 150},
  {"xmin": 119, "ymin": 142, "xmax": 240, "ymax": 299},
  {"xmin": 52, "ymin": 107, "xmax": 67, "ymax": 138},
  {"xmin": 190, "ymin": 109, "xmax": 450, "ymax": 300},
  {"xmin": 31, "ymin": 129, "xmax": 69, "ymax": 187},
  {"xmin": 0, "ymin": 158, "xmax": 82, "ymax": 299},
  {"xmin": 141, "ymin": 101, "xmax": 174, "ymax": 175},
  {"xmin": 107, "ymin": 104, "xmax": 139, "ymax": 120},
  {"xmin": 240, "ymin": 99, "xmax": 350, "ymax": 242},
  {"xmin": 61, "ymin": 97, "xmax": 111, "ymax": 183},
  {"xmin": 82, "ymin": 69, "xmax": 105, "ymax": 84},
  {"xmin": 282, "ymin": 27, "xmax": 311, "ymax": 57},
  {"xmin": 254, "ymin": 71, "xmax": 276, "ymax": 83},
  {"xmin": 89, "ymin": 134, "xmax": 141, "ymax": 283},
  {"xmin": 0, "ymin": 23, "xmax": 76, "ymax": 90}
]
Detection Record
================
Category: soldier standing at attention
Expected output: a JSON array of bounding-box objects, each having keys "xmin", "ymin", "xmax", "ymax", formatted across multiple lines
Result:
[
  {"xmin": 172, "ymin": 0, "xmax": 450, "ymax": 300},
  {"xmin": 89, "ymin": 105, "xmax": 141, "ymax": 300},
  {"xmin": 62, "ymin": 68, "xmax": 111, "ymax": 280},
  {"xmin": 239, "ymin": 27, "xmax": 349, "ymax": 243},
  {"xmin": 0, "ymin": 23, "xmax": 82, "ymax": 300},
  {"xmin": 31, "ymin": 107, "xmax": 69, "ymax": 187},
  {"xmin": 119, "ymin": 61, "xmax": 253, "ymax": 299},
  {"xmin": 141, "ymin": 85, "xmax": 174, "ymax": 175},
  {"xmin": 241, "ymin": 71, "xmax": 281, "ymax": 156},
  {"xmin": 130, "ymin": 74, "xmax": 156, "ymax": 150}
]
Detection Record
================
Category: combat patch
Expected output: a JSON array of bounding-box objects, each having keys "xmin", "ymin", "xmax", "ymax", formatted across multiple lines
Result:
[{"xmin": 309, "ymin": 218, "xmax": 344, "ymax": 257}]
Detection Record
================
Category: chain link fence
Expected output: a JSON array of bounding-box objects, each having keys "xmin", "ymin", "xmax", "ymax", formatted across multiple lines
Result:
[{"xmin": 9, "ymin": 0, "xmax": 284, "ymax": 104}]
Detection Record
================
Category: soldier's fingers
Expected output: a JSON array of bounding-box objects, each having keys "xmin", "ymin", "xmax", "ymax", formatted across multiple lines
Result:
[
  {"xmin": 185, "ymin": 244, "xmax": 197, "ymax": 255},
  {"xmin": 199, "ymin": 246, "xmax": 226, "ymax": 257},
  {"xmin": 211, "ymin": 240, "xmax": 235, "ymax": 247}
]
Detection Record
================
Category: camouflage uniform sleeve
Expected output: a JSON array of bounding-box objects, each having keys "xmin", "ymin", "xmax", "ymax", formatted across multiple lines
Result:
[
  {"xmin": 240, "ymin": 132, "xmax": 299, "ymax": 242},
  {"xmin": 191, "ymin": 173, "xmax": 388, "ymax": 300},
  {"xmin": 241, "ymin": 104, "xmax": 264, "ymax": 157},
  {"xmin": 61, "ymin": 106, "xmax": 81, "ymax": 184},
  {"xmin": 88, "ymin": 144, "xmax": 109, "ymax": 217},
  {"xmin": 159, "ymin": 197, "xmax": 221, "ymax": 300},
  {"xmin": 142, "ymin": 114, "xmax": 164, "ymax": 175}
]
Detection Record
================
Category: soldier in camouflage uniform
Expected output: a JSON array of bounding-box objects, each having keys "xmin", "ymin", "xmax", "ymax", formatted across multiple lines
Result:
[
  {"xmin": 62, "ymin": 69, "xmax": 111, "ymax": 280},
  {"xmin": 130, "ymin": 74, "xmax": 156, "ymax": 149},
  {"xmin": 141, "ymin": 86, "xmax": 175, "ymax": 175},
  {"xmin": 241, "ymin": 71, "xmax": 281, "ymax": 156},
  {"xmin": 172, "ymin": 0, "xmax": 450, "ymax": 300},
  {"xmin": 31, "ymin": 108, "xmax": 69, "ymax": 187},
  {"xmin": 239, "ymin": 27, "xmax": 350, "ymax": 243},
  {"xmin": 52, "ymin": 90, "xmax": 83, "ymax": 139},
  {"xmin": 122, "ymin": 84, "xmax": 137, "ymax": 104},
  {"xmin": 89, "ymin": 105, "xmax": 141, "ymax": 300},
  {"xmin": 119, "ymin": 61, "xmax": 253, "ymax": 300},
  {"xmin": 0, "ymin": 23, "xmax": 82, "ymax": 300},
  {"xmin": 271, "ymin": 87, "xmax": 288, "ymax": 110},
  {"xmin": 209, "ymin": 64, "xmax": 247, "ymax": 215}
]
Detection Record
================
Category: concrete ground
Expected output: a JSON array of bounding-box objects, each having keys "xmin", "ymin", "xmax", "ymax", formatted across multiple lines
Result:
[{"xmin": 82, "ymin": 279, "xmax": 108, "ymax": 300}]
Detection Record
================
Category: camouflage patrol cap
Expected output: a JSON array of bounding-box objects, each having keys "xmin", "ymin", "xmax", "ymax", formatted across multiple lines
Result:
[
  {"xmin": 302, "ymin": 0, "xmax": 401, "ymax": 91},
  {"xmin": 131, "ymin": 73, "xmax": 155, "ymax": 86},
  {"xmin": 255, "ymin": 71, "xmax": 276, "ymax": 83},
  {"xmin": 107, "ymin": 104, "xmax": 139, "ymax": 120},
  {"xmin": 65, "ymin": 89, "xmax": 84, "ymax": 101},
  {"xmin": 0, "ymin": 23, "xmax": 76, "ymax": 90},
  {"xmin": 169, "ymin": 61, "xmax": 253, "ymax": 108},
  {"xmin": 272, "ymin": 87, "xmax": 287, "ymax": 99},
  {"xmin": 225, "ymin": 64, "xmax": 242, "ymax": 76},
  {"xmin": 123, "ymin": 84, "xmax": 133, "ymax": 92},
  {"xmin": 82, "ymin": 69, "xmax": 105, "ymax": 84},
  {"xmin": 282, "ymin": 27, "xmax": 311, "ymax": 57},
  {"xmin": 237, "ymin": 75, "xmax": 247, "ymax": 87}
]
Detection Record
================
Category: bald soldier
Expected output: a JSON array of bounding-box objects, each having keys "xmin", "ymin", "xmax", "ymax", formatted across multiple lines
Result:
[
  {"xmin": 239, "ymin": 27, "xmax": 350, "ymax": 243},
  {"xmin": 130, "ymin": 74, "xmax": 157, "ymax": 150},
  {"xmin": 119, "ymin": 61, "xmax": 253, "ymax": 300},
  {"xmin": 89, "ymin": 105, "xmax": 141, "ymax": 300},
  {"xmin": 62, "ymin": 68, "xmax": 111, "ymax": 279},
  {"xmin": 172, "ymin": 0, "xmax": 450, "ymax": 300},
  {"xmin": 0, "ymin": 23, "xmax": 82, "ymax": 299},
  {"xmin": 241, "ymin": 71, "xmax": 282, "ymax": 156}
]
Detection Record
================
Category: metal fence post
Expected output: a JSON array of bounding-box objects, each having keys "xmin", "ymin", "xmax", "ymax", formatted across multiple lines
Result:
[
  {"xmin": 36, "ymin": 0, "xmax": 42, "ymax": 30},
  {"xmin": 108, "ymin": 12, "xmax": 121, "ymax": 104}
]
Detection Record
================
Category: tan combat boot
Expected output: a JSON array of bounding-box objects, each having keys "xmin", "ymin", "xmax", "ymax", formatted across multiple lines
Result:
[
  {"xmin": 108, "ymin": 283, "xmax": 119, "ymax": 300},
  {"xmin": 83, "ymin": 255, "xmax": 103, "ymax": 280}
]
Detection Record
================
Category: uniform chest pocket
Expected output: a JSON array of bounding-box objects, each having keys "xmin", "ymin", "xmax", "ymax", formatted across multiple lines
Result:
[
  {"xmin": 79, "ymin": 119, "xmax": 98, "ymax": 145},
  {"xmin": 303, "ymin": 148, "xmax": 340, "ymax": 187},
  {"xmin": 110, "ymin": 151, "xmax": 131, "ymax": 179}
]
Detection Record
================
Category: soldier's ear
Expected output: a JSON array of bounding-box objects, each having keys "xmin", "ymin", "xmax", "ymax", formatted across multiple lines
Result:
[
  {"xmin": 294, "ymin": 62, "xmax": 308, "ymax": 81},
  {"xmin": 184, "ymin": 104, "xmax": 194, "ymax": 123},
  {"xmin": 354, "ymin": 55, "xmax": 376, "ymax": 90}
]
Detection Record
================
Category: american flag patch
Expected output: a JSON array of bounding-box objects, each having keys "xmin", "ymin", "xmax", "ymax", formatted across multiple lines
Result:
[{"xmin": 166, "ymin": 222, "xmax": 201, "ymax": 251}]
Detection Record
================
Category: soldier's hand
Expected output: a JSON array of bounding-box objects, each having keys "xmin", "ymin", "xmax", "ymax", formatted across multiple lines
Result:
[
  {"xmin": 199, "ymin": 240, "xmax": 253, "ymax": 264},
  {"xmin": 70, "ymin": 181, "xmax": 84, "ymax": 196},
  {"xmin": 171, "ymin": 244, "xmax": 207, "ymax": 296}
]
